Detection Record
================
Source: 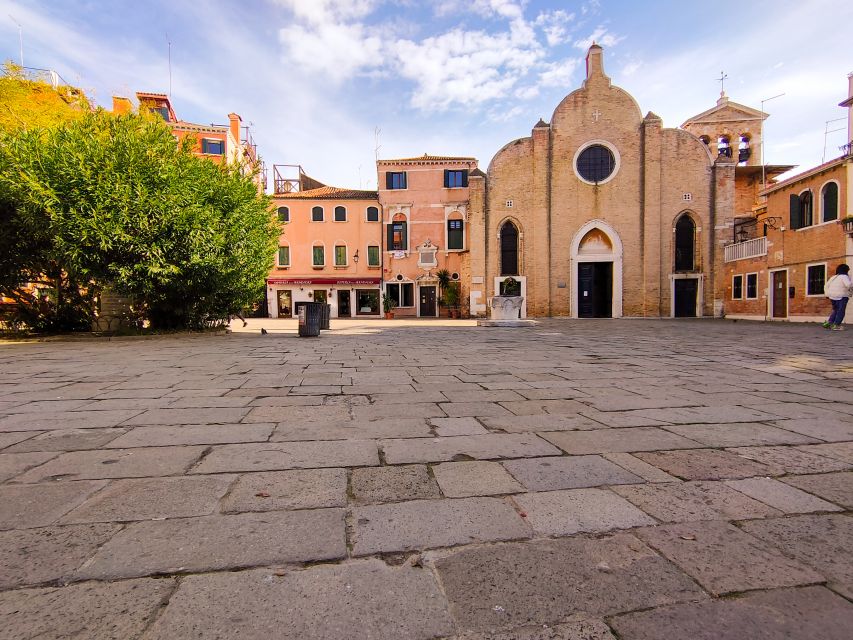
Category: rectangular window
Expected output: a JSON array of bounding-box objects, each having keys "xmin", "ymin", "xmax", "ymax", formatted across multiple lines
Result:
[
  {"xmin": 807, "ymin": 264, "xmax": 826, "ymax": 296},
  {"xmin": 447, "ymin": 219, "xmax": 464, "ymax": 250},
  {"xmin": 444, "ymin": 169, "xmax": 469, "ymax": 188},
  {"xmin": 312, "ymin": 246, "xmax": 325, "ymax": 267},
  {"xmin": 312, "ymin": 206, "xmax": 324, "ymax": 222},
  {"xmin": 335, "ymin": 245, "xmax": 347, "ymax": 266},
  {"xmin": 387, "ymin": 221, "xmax": 407, "ymax": 251},
  {"xmin": 313, "ymin": 290, "xmax": 327, "ymax": 304},
  {"xmin": 366, "ymin": 206, "xmax": 379, "ymax": 222},
  {"xmin": 277, "ymin": 246, "xmax": 290, "ymax": 267},
  {"xmin": 386, "ymin": 171, "xmax": 407, "ymax": 190},
  {"xmin": 201, "ymin": 138, "xmax": 224, "ymax": 155},
  {"xmin": 732, "ymin": 275, "xmax": 743, "ymax": 299},
  {"xmin": 746, "ymin": 273, "xmax": 758, "ymax": 299},
  {"xmin": 386, "ymin": 283, "xmax": 414, "ymax": 308},
  {"xmin": 334, "ymin": 206, "xmax": 347, "ymax": 222},
  {"xmin": 356, "ymin": 289, "xmax": 379, "ymax": 315},
  {"xmin": 277, "ymin": 206, "xmax": 289, "ymax": 223},
  {"xmin": 367, "ymin": 245, "xmax": 380, "ymax": 267}
]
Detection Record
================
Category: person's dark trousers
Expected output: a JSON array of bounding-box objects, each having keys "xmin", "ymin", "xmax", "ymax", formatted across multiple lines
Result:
[{"xmin": 828, "ymin": 297, "xmax": 849, "ymax": 325}]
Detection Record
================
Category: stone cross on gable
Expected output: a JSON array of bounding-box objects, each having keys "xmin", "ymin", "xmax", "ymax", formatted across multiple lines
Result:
[
  {"xmin": 717, "ymin": 71, "xmax": 728, "ymax": 96},
  {"xmin": 592, "ymin": 109, "xmax": 602, "ymax": 122}
]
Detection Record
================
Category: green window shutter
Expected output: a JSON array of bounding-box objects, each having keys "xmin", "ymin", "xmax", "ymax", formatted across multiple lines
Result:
[
  {"xmin": 368, "ymin": 246, "xmax": 380, "ymax": 266},
  {"xmin": 335, "ymin": 246, "xmax": 346, "ymax": 265},
  {"xmin": 313, "ymin": 246, "xmax": 324, "ymax": 266},
  {"xmin": 387, "ymin": 224, "xmax": 394, "ymax": 249},
  {"xmin": 789, "ymin": 194, "xmax": 800, "ymax": 230},
  {"xmin": 401, "ymin": 223, "xmax": 407, "ymax": 249},
  {"xmin": 278, "ymin": 246, "xmax": 289, "ymax": 266}
]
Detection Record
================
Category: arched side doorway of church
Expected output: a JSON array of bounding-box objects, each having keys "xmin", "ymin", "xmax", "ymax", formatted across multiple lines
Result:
[{"xmin": 569, "ymin": 221, "xmax": 623, "ymax": 318}]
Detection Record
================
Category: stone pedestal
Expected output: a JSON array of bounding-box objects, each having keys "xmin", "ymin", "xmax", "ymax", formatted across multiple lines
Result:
[{"xmin": 477, "ymin": 296, "xmax": 537, "ymax": 327}]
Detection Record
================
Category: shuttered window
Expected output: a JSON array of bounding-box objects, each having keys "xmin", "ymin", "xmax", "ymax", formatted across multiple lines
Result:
[
  {"xmin": 387, "ymin": 222, "xmax": 407, "ymax": 251},
  {"xmin": 277, "ymin": 246, "xmax": 290, "ymax": 267},
  {"xmin": 367, "ymin": 245, "xmax": 380, "ymax": 266},
  {"xmin": 386, "ymin": 172, "xmax": 407, "ymax": 189},
  {"xmin": 444, "ymin": 170, "xmax": 468, "ymax": 188},
  {"xmin": 312, "ymin": 246, "xmax": 325, "ymax": 266},
  {"xmin": 447, "ymin": 219, "xmax": 464, "ymax": 250}
]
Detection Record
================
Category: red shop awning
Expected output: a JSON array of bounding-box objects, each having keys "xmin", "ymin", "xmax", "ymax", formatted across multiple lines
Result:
[{"xmin": 267, "ymin": 277, "xmax": 381, "ymax": 286}]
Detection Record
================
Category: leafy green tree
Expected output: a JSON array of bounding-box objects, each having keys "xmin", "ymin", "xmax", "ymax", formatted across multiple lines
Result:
[
  {"xmin": 0, "ymin": 109, "xmax": 278, "ymax": 331},
  {"xmin": 0, "ymin": 62, "xmax": 89, "ymax": 133}
]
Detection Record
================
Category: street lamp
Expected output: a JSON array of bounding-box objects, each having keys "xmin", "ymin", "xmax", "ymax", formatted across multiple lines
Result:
[{"xmin": 353, "ymin": 249, "xmax": 359, "ymax": 264}]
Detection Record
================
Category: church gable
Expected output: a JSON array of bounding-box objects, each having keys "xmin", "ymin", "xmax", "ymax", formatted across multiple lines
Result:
[{"xmin": 682, "ymin": 97, "xmax": 766, "ymax": 127}]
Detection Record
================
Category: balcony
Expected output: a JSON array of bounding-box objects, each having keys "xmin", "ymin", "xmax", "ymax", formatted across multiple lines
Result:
[
  {"xmin": 842, "ymin": 217, "xmax": 853, "ymax": 235},
  {"xmin": 724, "ymin": 236, "xmax": 767, "ymax": 263}
]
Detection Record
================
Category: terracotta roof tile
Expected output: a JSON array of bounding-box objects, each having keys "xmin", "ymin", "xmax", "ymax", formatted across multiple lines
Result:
[
  {"xmin": 276, "ymin": 186, "xmax": 378, "ymax": 200},
  {"xmin": 378, "ymin": 153, "xmax": 477, "ymax": 163}
]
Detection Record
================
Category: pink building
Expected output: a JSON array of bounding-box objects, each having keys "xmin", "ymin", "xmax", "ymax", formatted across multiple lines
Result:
[
  {"xmin": 266, "ymin": 166, "xmax": 382, "ymax": 318},
  {"xmin": 377, "ymin": 154, "xmax": 480, "ymax": 317}
]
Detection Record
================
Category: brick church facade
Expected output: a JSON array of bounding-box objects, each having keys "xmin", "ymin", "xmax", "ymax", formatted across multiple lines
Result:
[{"xmin": 465, "ymin": 44, "xmax": 737, "ymax": 319}]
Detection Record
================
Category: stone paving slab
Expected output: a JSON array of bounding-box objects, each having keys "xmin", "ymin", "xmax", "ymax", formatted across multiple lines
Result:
[
  {"xmin": 145, "ymin": 559, "xmax": 453, "ymax": 640},
  {"xmin": 351, "ymin": 465, "xmax": 440, "ymax": 504},
  {"xmin": 499, "ymin": 399, "xmax": 587, "ymax": 416},
  {"xmin": 191, "ymin": 440, "xmax": 379, "ymax": 473},
  {"xmin": 60, "ymin": 475, "xmax": 235, "ymax": 523},
  {"xmin": 441, "ymin": 402, "xmax": 515, "ymax": 418},
  {"xmin": 0, "ymin": 481, "xmax": 106, "ymax": 530},
  {"xmin": 770, "ymin": 417, "xmax": 853, "ymax": 442},
  {"xmin": 0, "ymin": 431, "xmax": 37, "ymax": 450},
  {"xmin": 354, "ymin": 403, "xmax": 446, "ymax": 420},
  {"xmin": 104, "ymin": 423, "xmax": 274, "ymax": 448},
  {"xmin": 636, "ymin": 520, "xmax": 824, "ymax": 596},
  {"xmin": 351, "ymin": 497, "xmax": 531, "ymax": 555},
  {"xmin": 480, "ymin": 414, "xmax": 604, "ymax": 432},
  {"xmin": 800, "ymin": 441, "xmax": 853, "ymax": 464},
  {"xmin": 75, "ymin": 509, "xmax": 346, "ymax": 580},
  {"xmin": 782, "ymin": 471, "xmax": 853, "ymax": 508},
  {"xmin": 4, "ymin": 428, "xmax": 126, "ymax": 453},
  {"xmin": 122, "ymin": 407, "xmax": 250, "ymax": 426},
  {"xmin": 726, "ymin": 445, "xmax": 849, "ymax": 474},
  {"xmin": 0, "ymin": 451, "xmax": 58, "ymax": 482},
  {"xmin": 433, "ymin": 461, "xmax": 524, "ymax": 498},
  {"xmin": 220, "ymin": 468, "xmax": 347, "ymax": 513},
  {"xmin": 740, "ymin": 514, "xmax": 853, "ymax": 599},
  {"xmin": 601, "ymin": 452, "xmax": 679, "ymax": 483},
  {"xmin": 502, "ymin": 456, "xmax": 642, "ymax": 491},
  {"xmin": 630, "ymin": 406, "xmax": 777, "ymax": 424},
  {"xmin": 0, "ymin": 410, "xmax": 142, "ymax": 432},
  {"xmin": 271, "ymin": 417, "xmax": 431, "ymax": 441},
  {"xmin": 542, "ymin": 428, "xmax": 704, "ymax": 455},
  {"xmin": 2, "ymin": 399, "xmax": 93, "ymax": 414},
  {"xmin": 449, "ymin": 618, "xmax": 617, "ymax": 640},
  {"xmin": 633, "ymin": 448, "xmax": 776, "ymax": 480},
  {"xmin": 725, "ymin": 477, "xmax": 843, "ymax": 514},
  {"xmin": 612, "ymin": 481, "xmax": 782, "ymax": 522},
  {"xmin": 513, "ymin": 489, "xmax": 656, "ymax": 536},
  {"xmin": 609, "ymin": 585, "xmax": 853, "ymax": 640},
  {"xmin": 661, "ymin": 422, "xmax": 818, "ymax": 447},
  {"xmin": 431, "ymin": 533, "xmax": 706, "ymax": 633},
  {"xmin": 381, "ymin": 434, "xmax": 561, "ymax": 464},
  {"xmin": 13, "ymin": 446, "xmax": 206, "ymax": 483},
  {"xmin": 431, "ymin": 417, "xmax": 490, "ymax": 436},
  {"xmin": 0, "ymin": 577, "xmax": 175, "ymax": 640},
  {"xmin": 0, "ymin": 523, "xmax": 120, "ymax": 589}
]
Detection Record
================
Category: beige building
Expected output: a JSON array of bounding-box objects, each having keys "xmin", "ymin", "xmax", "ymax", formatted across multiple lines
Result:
[{"xmin": 467, "ymin": 44, "xmax": 738, "ymax": 318}]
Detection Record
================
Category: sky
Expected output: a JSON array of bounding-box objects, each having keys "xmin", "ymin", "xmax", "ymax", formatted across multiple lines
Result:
[{"xmin": 1, "ymin": 0, "xmax": 851, "ymax": 189}]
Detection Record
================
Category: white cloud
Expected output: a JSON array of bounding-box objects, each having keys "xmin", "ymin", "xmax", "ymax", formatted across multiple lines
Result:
[
  {"xmin": 540, "ymin": 58, "xmax": 580, "ymax": 88},
  {"xmin": 514, "ymin": 85, "xmax": 540, "ymax": 100},
  {"xmin": 272, "ymin": 0, "xmax": 377, "ymax": 25},
  {"xmin": 534, "ymin": 9, "xmax": 575, "ymax": 46},
  {"xmin": 278, "ymin": 20, "xmax": 383, "ymax": 82},
  {"xmin": 573, "ymin": 26, "xmax": 623, "ymax": 50}
]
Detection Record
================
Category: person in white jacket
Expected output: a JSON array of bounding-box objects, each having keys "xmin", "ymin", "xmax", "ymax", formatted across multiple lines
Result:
[{"xmin": 823, "ymin": 264, "xmax": 852, "ymax": 330}]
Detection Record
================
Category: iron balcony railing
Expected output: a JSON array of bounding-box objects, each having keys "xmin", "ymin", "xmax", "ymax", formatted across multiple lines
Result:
[{"xmin": 724, "ymin": 236, "xmax": 767, "ymax": 263}]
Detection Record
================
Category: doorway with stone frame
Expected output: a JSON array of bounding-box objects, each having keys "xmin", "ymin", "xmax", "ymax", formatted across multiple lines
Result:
[{"xmin": 570, "ymin": 220, "xmax": 623, "ymax": 318}]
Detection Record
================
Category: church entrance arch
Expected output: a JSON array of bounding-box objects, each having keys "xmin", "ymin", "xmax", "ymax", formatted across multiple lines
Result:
[{"xmin": 570, "ymin": 221, "xmax": 623, "ymax": 318}]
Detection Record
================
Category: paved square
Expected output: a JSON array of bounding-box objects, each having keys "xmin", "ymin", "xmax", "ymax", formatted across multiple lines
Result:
[{"xmin": 0, "ymin": 318, "xmax": 851, "ymax": 638}]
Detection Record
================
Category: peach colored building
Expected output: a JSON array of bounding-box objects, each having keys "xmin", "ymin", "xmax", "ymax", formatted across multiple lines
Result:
[
  {"xmin": 266, "ymin": 167, "xmax": 382, "ymax": 318},
  {"xmin": 111, "ymin": 93, "xmax": 262, "ymax": 183},
  {"xmin": 377, "ymin": 155, "xmax": 479, "ymax": 317}
]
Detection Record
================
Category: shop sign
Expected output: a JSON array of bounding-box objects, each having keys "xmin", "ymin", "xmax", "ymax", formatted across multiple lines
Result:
[{"xmin": 267, "ymin": 277, "xmax": 381, "ymax": 286}]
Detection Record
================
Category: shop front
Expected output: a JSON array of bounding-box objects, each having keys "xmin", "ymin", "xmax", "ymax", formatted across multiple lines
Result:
[{"xmin": 266, "ymin": 278, "xmax": 382, "ymax": 319}]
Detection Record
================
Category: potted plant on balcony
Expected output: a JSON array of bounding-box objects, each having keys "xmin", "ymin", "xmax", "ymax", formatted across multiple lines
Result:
[{"xmin": 382, "ymin": 293, "xmax": 396, "ymax": 319}]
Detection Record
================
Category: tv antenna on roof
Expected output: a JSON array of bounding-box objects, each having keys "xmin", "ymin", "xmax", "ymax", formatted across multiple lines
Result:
[
  {"xmin": 166, "ymin": 32, "xmax": 172, "ymax": 97},
  {"xmin": 8, "ymin": 15, "xmax": 23, "ymax": 67}
]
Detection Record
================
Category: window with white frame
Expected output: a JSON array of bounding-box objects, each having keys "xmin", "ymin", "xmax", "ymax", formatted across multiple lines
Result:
[
  {"xmin": 334, "ymin": 245, "xmax": 347, "ymax": 266},
  {"xmin": 386, "ymin": 282, "xmax": 414, "ymax": 307},
  {"xmin": 821, "ymin": 182, "xmax": 839, "ymax": 223},
  {"xmin": 746, "ymin": 273, "xmax": 758, "ymax": 299},
  {"xmin": 334, "ymin": 206, "xmax": 347, "ymax": 222},
  {"xmin": 732, "ymin": 274, "xmax": 743, "ymax": 299},
  {"xmin": 807, "ymin": 264, "xmax": 826, "ymax": 296},
  {"xmin": 367, "ymin": 245, "xmax": 380, "ymax": 267},
  {"xmin": 447, "ymin": 218, "xmax": 464, "ymax": 250},
  {"xmin": 312, "ymin": 245, "xmax": 325, "ymax": 267},
  {"xmin": 312, "ymin": 206, "xmax": 324, "ymax": 222},
  {"xmin": 277, "ymin": 206, "xmax": 289, "ymax": 223},
  {"xmin": 277, "ymin": 245, "xmax": 290, "ymax": 267},
  {"xmin": 366, "ymin": 206, "xmax": 379, "ymax": 222},
  {"xmin": 201, "ymin": 138, "xmax": 224, "ymax": 155}
]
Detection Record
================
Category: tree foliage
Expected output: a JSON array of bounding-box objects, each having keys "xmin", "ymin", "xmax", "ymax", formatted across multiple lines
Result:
[
  {"xmin": 0, "ymin": 109, "xmax": 278, "ymax": 331},
  {"xmin": 0, "ymin": 62, "xmax": 90, "ymax": 133}
]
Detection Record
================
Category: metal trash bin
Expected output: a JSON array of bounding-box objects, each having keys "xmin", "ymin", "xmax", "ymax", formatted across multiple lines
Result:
[
  {"xmin": 298, "ymin": 302, "xmax": 322, "ymax": 337},
  {"xmin": 319, "ymin": 303, "xmax": 331, "ymax": 330}
]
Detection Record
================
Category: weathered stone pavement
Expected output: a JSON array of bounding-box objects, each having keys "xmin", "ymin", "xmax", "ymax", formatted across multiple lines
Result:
[{"xmin": 0, "ymin": 318, "xmax": 852, "ymax": 639}]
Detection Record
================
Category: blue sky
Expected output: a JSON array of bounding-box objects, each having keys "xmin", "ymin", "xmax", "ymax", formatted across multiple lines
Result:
[{"xmin": 2, "ymin": 0, "xmax": 851, "ymax": 189}]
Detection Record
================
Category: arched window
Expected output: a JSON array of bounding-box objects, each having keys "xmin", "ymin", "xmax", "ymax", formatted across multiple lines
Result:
[
  {"xmin": 717, "ymin": 136, "xmax": 732, "ymax": 158},
  {"xmin": 789, "ymin": 190, "xmax": 814, "ymax": 229},
  {"xmin": 366, "ymin": 206, "xmax": 379, "ymax": 222},
  {"xmin": 674, "ymin": 215, "xmax": 695, "ymax": 271},
  {"xmin": 387, "ymin": 213, "xmax": 407, "ymax": 251},
  {"xmin": 334, "ymin": 206, "xmax": 346, "ymax": 222},
  {"xmin": 738, "ymin": 134, "xmax": 750, "ymax": 164},
  {"xmin": 822, "ymin": 182, "xmax": 839, "ymax": 222},
  {"xmin": 277, "ymin": 206, "xmax": 289, "ymax": 223},
  {"xmin": 447, "ymin": 212, "xmax": 464, "ymax": 250},
  {"xmin": 699, "ymin": 135, "xmax": 711, "ymax": 146},
  {"xmin": 312, "ymin": 206, "xmax": 324, "ymax": 222},
  {"xmin": 500, "ymin": 221, "xmax": 519, "ymax": 276}
]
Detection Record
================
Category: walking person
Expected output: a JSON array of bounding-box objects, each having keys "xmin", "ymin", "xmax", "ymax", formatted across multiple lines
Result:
[{"xmin": 823, "ymin": 264, "xmax": 852, "ymax": 331}]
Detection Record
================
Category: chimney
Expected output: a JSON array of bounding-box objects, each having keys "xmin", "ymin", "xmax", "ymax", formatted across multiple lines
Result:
[
  {"xmin": 112, "ymin": 96, "xmax": 133, "ymax": 115},
  {"xmin": 228, "ymin": 112, "xmax": 242, "ymax": 146},
  {"xmin": 585, "ymin": 43, "xmax": 605, "ymax": 80}
]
